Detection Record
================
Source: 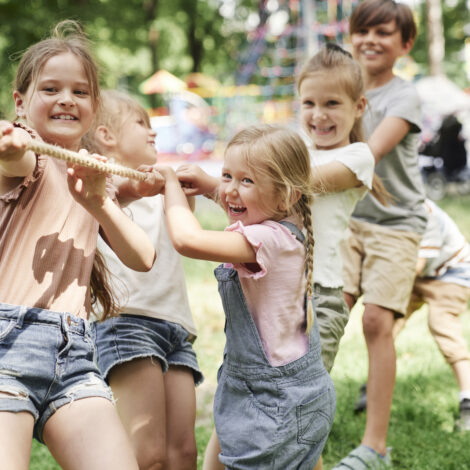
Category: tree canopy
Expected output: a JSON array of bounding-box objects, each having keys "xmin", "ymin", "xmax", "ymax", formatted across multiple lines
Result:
[{"xmin": 0, "ymin": 0, "xmax": 468, "ymax": 118}]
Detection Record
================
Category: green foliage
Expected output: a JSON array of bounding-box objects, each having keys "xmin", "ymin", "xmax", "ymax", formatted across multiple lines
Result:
[
  {"xmin": 0, "ymin": 0, "xmax": 251, "ymax": 114},
  {"xmin": 412, "ymin": 0, "xmax": 469, "ymax": 85}
]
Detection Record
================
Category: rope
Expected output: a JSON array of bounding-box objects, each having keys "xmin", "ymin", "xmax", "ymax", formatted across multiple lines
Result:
[{"xmin": 26, "ymin": 141, "xmax": 148, "ymax": 181}]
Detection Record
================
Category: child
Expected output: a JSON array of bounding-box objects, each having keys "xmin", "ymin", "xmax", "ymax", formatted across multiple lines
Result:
[
  {"xmin": 337, "ymin": 0, "xmax": 427, "ymax": 467},
  {"xmin": 178, "ymin": 46, "xmax": 382, "ymax": 469},
  {"xmin": 298, "ymin": 42, "xmax": 386, "ymax": 470},
  {"xmin": 298, "ymin": 43, "xmax": 379, "ymax": 375},
  {"xmin": 395, "ymin": 199, "xmax": 470, "ymax": 432},
  {"xmin": 0, "ymin": 22, "xmax": 156, "ymax": 469},
  {"xmin": 357, "ymin": 199, "xmax": 470, "ymax": 432},
  {"xmin": 159, "ymin": 124, "xmax": 336, "ymax": 469},
  {"xmin": 87, "ymin": 89, "xmax": 203, "ymax": 470}
]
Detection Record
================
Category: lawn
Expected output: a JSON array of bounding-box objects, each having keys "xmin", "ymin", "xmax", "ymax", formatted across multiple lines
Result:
[{"xmin": 30, "ymin": 195, "xmax": 470, "ymax": 469}]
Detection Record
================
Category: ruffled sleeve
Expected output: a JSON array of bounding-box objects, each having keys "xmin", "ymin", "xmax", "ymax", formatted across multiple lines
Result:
[
  {"xmin": 1, "ymin": 122, "xmax": 45, "ymax": 203},
  {"xmin": 225, "ymin": 220, "xmax": 300, "ymax": 280}
]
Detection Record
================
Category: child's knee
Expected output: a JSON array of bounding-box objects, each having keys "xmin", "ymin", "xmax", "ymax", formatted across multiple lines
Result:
[
  {"xmin": 167, "ymin": 440, "xmax": 197, "ymax": 470},
  {"xmin": 362, "ymin": 306, "xmax": 394, "ymax": 338}
]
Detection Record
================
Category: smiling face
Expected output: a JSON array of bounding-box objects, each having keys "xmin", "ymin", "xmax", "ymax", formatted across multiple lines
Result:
[
  {"xmin": 14, "ymin": 52, "xmax": 94, "ymax": 151},
  {"xmin": 299, "ymin": 72, "xmax": 365, "ymax": 151},
  {"xmin": 219, "ymin": 145, "xmax": 281, "ymax": 226},
  {"xmin": 351, "ymin": 20, "xmax": 412, "ymax": 85},
  {"xmin": 116, "ymin": 110, "xmax": 157, "ymax": 168}
]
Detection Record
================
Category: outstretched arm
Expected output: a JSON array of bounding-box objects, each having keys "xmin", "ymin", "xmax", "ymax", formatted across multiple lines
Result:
[
  {"xmin": 311, "ymin": 160, "xmax": 362, "ymax": 193},
  {"xmin": 0, "ymin": 122, "xmax": 36, "ymax": 178},
  {"xmin": 158, "ymin": 164, "xmax": 256, "ymax": 264},
  {"xmin": 67, "ymin": 153, "xmax": 156, "ymax": 272},
  {"xmin": 368, "ymin": 117, "xmax": 411, "ymax": 163},
  {"xmin": 113, "ymin": 165, "xmax": 166, "ymax": 203}
]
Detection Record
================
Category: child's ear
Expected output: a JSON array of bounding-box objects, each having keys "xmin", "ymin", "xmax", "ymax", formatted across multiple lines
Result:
[
  {"xmin": 95, "ymin": 125, "xmax": 117, "ymax": 149},
  {"xmin": 278, "ymin": 189, "xmax": 301, "ymax": 212},
  {"xmin": 355, "ymin": 96, "xmax": 367, "ymax": 119},
  {"xmin": 13, "ymin": 91, "xmax": 26, "ymax": 118},
  {"xmin": 401, "ymin": 38, "xmax": 414, "ymax": 56}
]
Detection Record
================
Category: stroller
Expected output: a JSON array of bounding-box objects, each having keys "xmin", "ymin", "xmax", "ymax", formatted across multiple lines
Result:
[{"xmin": 419, "ymin": 114, "xmax": 470, "ymax": 200}]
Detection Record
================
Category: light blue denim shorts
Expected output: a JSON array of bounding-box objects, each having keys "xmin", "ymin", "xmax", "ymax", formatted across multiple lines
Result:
[
  {"xmin": 94, "ymin": 314, "xmax": 203, "ymax": 386},
  {"xmin": 0, "ymin": 303, "xmax": 113, "ymax": 443}
]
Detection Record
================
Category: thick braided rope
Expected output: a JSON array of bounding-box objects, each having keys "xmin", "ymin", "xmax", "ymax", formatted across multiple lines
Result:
[{"xmin": 26, "ymin": 141, "xmax": 148, "ymax": 181}]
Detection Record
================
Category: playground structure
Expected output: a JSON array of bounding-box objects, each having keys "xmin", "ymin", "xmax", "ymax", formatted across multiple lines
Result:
[{"xmin": 144, "ymin": 0, "xmax": 363, "ymax": 161}]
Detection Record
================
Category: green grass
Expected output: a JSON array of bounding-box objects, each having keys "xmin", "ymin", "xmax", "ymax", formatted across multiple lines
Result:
[{"xmin": 30, "ymin": 195, "xmax": 470, "ymax": 468}]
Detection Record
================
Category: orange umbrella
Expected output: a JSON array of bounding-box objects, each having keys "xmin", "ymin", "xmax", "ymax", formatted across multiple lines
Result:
[
  {"xmin": 184, "ymin": 72, "xmax": 220, "ymax": 90},
  {"xmin": 139, "ymin": 70, "xmax": 187, "ymax": 94}
]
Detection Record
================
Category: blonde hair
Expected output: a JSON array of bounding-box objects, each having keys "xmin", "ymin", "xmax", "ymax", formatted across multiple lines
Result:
[
  {"xmin": 226, "ymin": 125, "xmax": 316, "ymax": 332},
  {"xmin": 297, "ymin": 43, "xmax": 392, "ymax": 206},
  {"xmin": 14, "ymin": 20, "xmax": 100, "ymax": 111},
  {"xmin": 83, "ymin": 89, "xmax": 151, "ymax": 154}
]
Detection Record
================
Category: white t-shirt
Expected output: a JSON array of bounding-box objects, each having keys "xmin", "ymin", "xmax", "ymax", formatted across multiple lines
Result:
[
  {"xmin": 97, "ymin": 195, "xmax": 197, "ymax": 335},
  {"xmin": 226, "ymin": 219, "xmax": 309, "ymax": 366},
  {"xmin": 310, "ymin": 142, "xmax": 375, "ymax": 288},
  {"xmin": 418, "ymin": 199, "xmax": 470, "ymax": 287}
]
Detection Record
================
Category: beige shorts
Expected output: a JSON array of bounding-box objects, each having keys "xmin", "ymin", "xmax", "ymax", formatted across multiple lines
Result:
[
  {"xmin": 341, "ymin": 218, "xmax": 421, "ymax": 316},
  {"xmin": 401, "ymin": 279, "xmax": 470, "ymax": 365}
]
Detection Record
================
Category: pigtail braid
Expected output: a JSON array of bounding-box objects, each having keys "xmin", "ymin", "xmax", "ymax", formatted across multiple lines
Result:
[{"xmin": 298, "ymin": 195, "xmax": 315, "ymax": 333}]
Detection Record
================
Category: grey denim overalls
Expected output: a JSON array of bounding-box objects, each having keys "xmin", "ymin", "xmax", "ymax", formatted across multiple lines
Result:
[{"xmin": 213, "ymin": 221, "xmax": 336, "ymax": 470}]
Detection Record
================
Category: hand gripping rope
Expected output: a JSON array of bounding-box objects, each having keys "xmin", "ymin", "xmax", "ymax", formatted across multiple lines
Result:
[{"xmin": 26, "ymin": 141, "xmax": 148, "ymax": 181}]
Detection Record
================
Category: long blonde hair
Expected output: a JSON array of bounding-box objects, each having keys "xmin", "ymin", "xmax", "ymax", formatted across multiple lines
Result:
[
  {"xmin": 226, "ymin": 125, "xmax": 316, "ymax": 332},
  {"xmin": 297, "ymin": 43, "xmax": 391, "ymax": 205},
  {"xmin": 83, "ymin": 89, "xmax": 151, "ymax": 154}
]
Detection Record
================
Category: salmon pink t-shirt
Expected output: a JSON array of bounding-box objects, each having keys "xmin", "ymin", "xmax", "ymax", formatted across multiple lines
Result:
[{"xmin": 225, "ymin": 219, "xmax": 309, "ymax": 366}]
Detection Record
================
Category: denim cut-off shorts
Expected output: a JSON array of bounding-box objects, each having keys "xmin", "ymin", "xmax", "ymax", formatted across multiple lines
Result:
[
  {"xmin": 94, "ymin": 314, "xmax": 204, "ymax": 386},
  {"xmin": 0, "ymin": 303, "xmax": 113, "ymax": 443}
]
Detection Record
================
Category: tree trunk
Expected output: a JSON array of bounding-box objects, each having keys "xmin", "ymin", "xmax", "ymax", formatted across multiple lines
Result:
[
  {"xmin": 426, "ymin": 0, "xmax": 445, "ymax": 76},
  {"xmin": 144, "ymin": 0, "xmax": 160, "ymax": 108}
]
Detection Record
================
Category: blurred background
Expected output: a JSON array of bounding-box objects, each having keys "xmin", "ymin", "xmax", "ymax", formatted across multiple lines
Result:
[{"xmin": 1, "ymin": 0, "xmax": 470, "ymax": 196}]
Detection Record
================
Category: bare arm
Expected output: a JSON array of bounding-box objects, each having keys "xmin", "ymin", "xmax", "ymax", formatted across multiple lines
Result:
[
  {"xmin": 113, "ymin": 165, "xmax": 166, "ymax": 204},
  {"xmin": 368, "ymin": 116, "xmax": 412, "ymax": 164},
  {"xmin": 0, "ymin": 122, "xmax": 36, "ymax": 178},
  {"xmin": 176, "ymin": 163, "xmax": 220, "ymax": 199},
  {"xmin": 311, "ymin": 160, "xmax": 362, "ymax": 192},
  {"xmin": 67, "ymin": 154, "xmax": 156, "ymax": 272},
  {"xmin": 158, "ymin": 164, "xmax": 256, "ymax": 263},
  {"xmin": 415, "ymin": 257, "xmax": 426, "ymax": 276}
]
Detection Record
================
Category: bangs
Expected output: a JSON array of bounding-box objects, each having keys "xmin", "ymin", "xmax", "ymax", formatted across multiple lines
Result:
[{"xmin": 350, "ymin": 2, "xmax": 397, "ymax": 33}]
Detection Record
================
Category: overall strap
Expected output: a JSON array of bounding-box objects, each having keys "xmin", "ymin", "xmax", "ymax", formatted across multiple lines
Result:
[{"xmin": 278, "ymin": 220, "xmax": 305, "ymax": 244}]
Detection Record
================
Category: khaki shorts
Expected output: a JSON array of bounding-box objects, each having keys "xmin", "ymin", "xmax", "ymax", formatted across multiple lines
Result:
[
  {"xmin": 341, "ymin": 218, "xmax": 421, "ymax": 316},
  {"xmin": 398, "ymin": 279, "xmax": 470, "ymax": 365},
  {"xmin": 314, "ymin": 284, "xmax": 350, "ymax": 373}
]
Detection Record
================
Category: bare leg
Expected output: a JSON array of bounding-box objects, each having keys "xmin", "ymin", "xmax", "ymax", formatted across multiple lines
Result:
[
  {"xmin": 343, "ymin": 292, "xmax": 356, "ymax": 311},
  {"xmin": 0, "ymin": 410, "xmax": 34, "ymax": 470},
  {"xmin": 164, "ymin": 366, "xmax": 197, "ymax": 470},
  {"xmin": 361, "ymin": 304, "xmax": 396, "ymax": 456},
  {"xmin": 108, "ymin": 357, "xmax": 166, "ymax": 470},
  {"xmin": 44, "ymin": 397, "xmax": 138, "ymax": 470},
  {"xmin": 451, "ymin": 360, "xmax": 470, "ymax": 392},
  {"xmin": 203, "ymin": 429, "xmax": 224, "ymax": 470}
]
